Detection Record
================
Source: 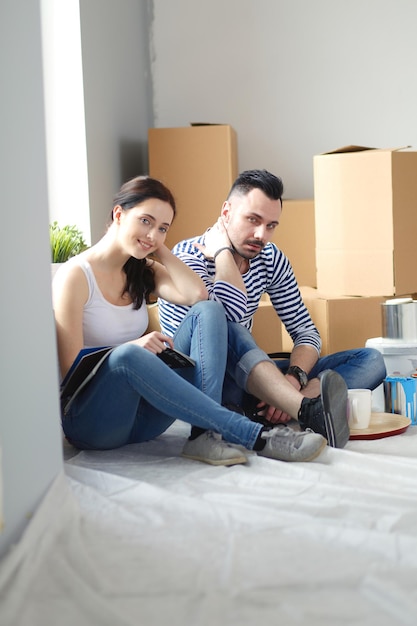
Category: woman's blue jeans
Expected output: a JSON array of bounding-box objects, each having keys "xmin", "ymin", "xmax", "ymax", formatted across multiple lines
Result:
[{"xmin": 62, "ymin": 301, "xmax": 263, "ymax": 451}]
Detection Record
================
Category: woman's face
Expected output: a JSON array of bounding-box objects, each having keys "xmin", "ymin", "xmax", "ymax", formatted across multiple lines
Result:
[{"xmin": 115, "ymin": 198, "xmax": 174, "ymax": 258}]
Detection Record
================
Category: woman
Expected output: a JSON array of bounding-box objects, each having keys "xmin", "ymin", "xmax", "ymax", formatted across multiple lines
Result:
[{"xmin": 53, "ymin": 175, "xmax": 326, "ymax": 465}]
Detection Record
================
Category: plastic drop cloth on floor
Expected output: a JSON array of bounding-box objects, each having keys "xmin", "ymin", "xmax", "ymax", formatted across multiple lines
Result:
[{"xmin": 2, "ymin": 420, "xmax": 417, "ymax": 626}]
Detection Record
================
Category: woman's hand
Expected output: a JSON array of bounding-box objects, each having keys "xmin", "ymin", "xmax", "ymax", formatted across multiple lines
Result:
[
  {"xmin": 151, "ymin": 242, "xmax": 174, "ymax": 261},
  {"xmin": 131, "ymin": 331, "xmax": 174, "ymax": 354}
]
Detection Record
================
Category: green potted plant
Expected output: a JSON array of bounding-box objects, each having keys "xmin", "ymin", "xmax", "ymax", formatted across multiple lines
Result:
[
  {"xmin": 50, "ymin": 221, "xmax": 88, "ymax": 264},
  {"xmin": 50, "ymin": 222, "xmax": 88, "ymax": 278}
]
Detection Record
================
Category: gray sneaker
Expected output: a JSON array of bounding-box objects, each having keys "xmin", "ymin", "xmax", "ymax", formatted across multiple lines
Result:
[
  {"xmin": 257, "ymin": 425, "xmax": 327, "ymax": 462},
  {"xmin": 181, "ymin": 431, "xmax": 248, "ymax": 466}
]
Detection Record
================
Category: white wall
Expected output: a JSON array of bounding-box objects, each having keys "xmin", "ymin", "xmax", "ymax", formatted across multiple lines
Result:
[
  {"xmin": 42, "ymin": 0, "xmax": 91, "ymax": 244},
  {"xmin": 0, "ymin": 0, "xmax": 63, "ymax": 559},
  {"xmin": 150, "ymin": 0, "xmax": 417, "ymax": 198}
]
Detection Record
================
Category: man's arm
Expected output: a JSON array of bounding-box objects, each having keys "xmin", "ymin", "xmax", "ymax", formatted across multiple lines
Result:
[
  {"xmin": 267, "ymin": 250, "xmax": 321, "ymax": 356},
  {"xmin": 211, "ymin": 246, "xmax": 246, "ymax": 293},
  {"xmin": 286, "ymin": 345, "xmax": 319, "ymax": 390},
  {"xmin": 173, "ymin": 229, "xmax": 249, "ymax": 322},
  {"xmin": 193, "ymin": 217, "xmax": 246, "ymax": 294}
]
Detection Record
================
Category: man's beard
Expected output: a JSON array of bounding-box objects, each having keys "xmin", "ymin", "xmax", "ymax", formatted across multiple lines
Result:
[{"xmin": 234, "ymin": 239, "xmax": 265, "ymax": 259}]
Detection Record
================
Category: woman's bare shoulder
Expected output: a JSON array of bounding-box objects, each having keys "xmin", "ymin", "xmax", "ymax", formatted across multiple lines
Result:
[{"xmin": 52, "ymin": 256, "xmax": 89, "ymax": 292}]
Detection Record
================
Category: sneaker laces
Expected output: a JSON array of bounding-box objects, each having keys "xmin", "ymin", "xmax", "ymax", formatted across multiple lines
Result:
[
  {"xmin": 261, "ymin": 425, "xmax": 311, "ymax": 450},
  {"xmin": 261, "ymin": 425, "xmax": 293, "ymax": 439}
]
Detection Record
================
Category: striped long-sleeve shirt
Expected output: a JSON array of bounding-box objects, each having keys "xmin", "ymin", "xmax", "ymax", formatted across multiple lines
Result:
[{"xmin": 158, "ymin": 234, "xmax": 321, "ymax": 355}]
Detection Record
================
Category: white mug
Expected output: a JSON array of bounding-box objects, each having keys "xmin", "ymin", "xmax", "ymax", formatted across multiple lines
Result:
[{"xmin": 348, "ymin": 388, "xmax": 372, "ymax": 430}]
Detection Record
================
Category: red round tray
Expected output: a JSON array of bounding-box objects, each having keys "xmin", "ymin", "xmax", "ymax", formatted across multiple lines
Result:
[{"xmin": 349, "ymin": 412, "xmax": 411, "ymax": 440}]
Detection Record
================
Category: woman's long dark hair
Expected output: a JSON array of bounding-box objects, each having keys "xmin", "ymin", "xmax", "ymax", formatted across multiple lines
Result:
[{"xmin": 111, "ymin": 175, "xmax": 176, "ymax": 309}]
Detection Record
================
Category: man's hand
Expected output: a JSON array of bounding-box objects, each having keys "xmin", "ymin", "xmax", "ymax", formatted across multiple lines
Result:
[
  {"xmin": 194, "ymin": 217, "xmax": 232, "ymax": 259},
  {"xmin": 254, "ymin": 401, "xmax": 292, "ymax": 424}
]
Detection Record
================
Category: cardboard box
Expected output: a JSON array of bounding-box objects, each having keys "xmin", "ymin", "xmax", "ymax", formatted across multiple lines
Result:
[
  {"xmin": 281, "ymin": 287, "xmax": 385, "ymax": 355},
  {"xmin": 313, "ymin": 146, "xmax": 417, "ymax": 296},
  {"xmin": 252, "ymin": 295, "xmax": 283, "ymax": 354},
  {"xmin": 274, "ymin": 199, "xmax": 316, "ymax": 287},
  {"xmin": 146, "ymin": 303, "xmax": 161, "ymax": 333},
  {"xmin": 148, "ymin": 124, "xmax": 238, "ymax": 248}
]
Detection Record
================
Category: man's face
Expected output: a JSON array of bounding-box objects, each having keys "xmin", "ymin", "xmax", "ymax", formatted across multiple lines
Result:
[{"xmin": 221, "ymin": 188, "xmax": 282, "ymax": 259}]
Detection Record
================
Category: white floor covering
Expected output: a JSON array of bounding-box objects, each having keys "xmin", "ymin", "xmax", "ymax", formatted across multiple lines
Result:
[{"xmin": 2, "ymin": 420, "xmax": 417, "ymax": 625}]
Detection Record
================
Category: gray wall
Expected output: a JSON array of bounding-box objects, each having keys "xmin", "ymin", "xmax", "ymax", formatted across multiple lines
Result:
[
  {"xmin": 150, "ymin": 0, "xmax": 417, "ymax": 198},
  {"xmin": 80, "ymin": 0, "xmax": 154, "ymax": 243},
  {"xmin": 0, "ymin": 0, "xmax": 63, "ymax": 558},
  {"xmin": 0, "ymin": 0, "xmax": 153, "ymax": 559}
]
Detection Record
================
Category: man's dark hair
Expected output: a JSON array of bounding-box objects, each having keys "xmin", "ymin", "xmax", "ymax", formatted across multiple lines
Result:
[{"xmin": 227, "ymin": 169, "xmax": 284, "ymax": 204}]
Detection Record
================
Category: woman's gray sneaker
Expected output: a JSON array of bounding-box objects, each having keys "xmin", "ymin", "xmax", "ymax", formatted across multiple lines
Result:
[
  {"xmin": 298, "ymin": 369, "xmax": 349, "ymax": 448},
  {"xmin": 257, "ymin": 426, "xmax": 327, "ymax": 462}
]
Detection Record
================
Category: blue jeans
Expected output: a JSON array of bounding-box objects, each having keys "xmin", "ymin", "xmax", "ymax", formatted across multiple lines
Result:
[
  {"xmin": 221, "ymin": 321, "xmax": 387, "ymax": 409},
  {"xmin": 62, "ymin": 302, "xmax": 263, "ymax": 451},
  {"xmin": 173, "ymin": 300, "xmax": 229, "ymax": 404},
  {"xmin": 174, "ymin": 307, "xmax": 274, "ymax": 437},
  {"xmin": 308, "ymin": 348, "xmax": 386, "ymax": 388}
]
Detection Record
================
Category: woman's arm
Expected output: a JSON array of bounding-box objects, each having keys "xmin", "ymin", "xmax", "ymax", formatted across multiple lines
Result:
[
  {"xmin": 150, "ymin": 244, "xmax": 208, "ymax": 305},
  {"xmin": 52, "ymin": 263, "xmax": 89, "ymax": 378}
]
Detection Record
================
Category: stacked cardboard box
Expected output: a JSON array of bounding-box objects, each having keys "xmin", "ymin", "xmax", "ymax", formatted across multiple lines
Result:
[
  {"xmin": 251, "ymin": 295, "xmax": 284, "ymax": 354},
  {"xmin": 282, "ymin": 287, "xmax": 385, "ymax": 355},
  {"xmin": 254, "ymin": 287, "xmax": 385, "ymax": 357},
  {"xmin": 148, "ymin": 124, "xmax": 237, "ymax": 249},
  {"xmin": 313, "ymin": 146, "xmax": 417, "ymax": 297},
  {"xmin": 272, "ymin": 199, "xmax": 316, "ymax": 288}
]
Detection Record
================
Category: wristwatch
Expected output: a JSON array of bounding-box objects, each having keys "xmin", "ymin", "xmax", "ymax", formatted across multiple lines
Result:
[{"xmin": 286, "ymin": 365, "xmax": 308, "ymax": 390}]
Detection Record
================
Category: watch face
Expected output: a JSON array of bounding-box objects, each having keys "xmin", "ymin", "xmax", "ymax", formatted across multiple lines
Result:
[
  {"xmin": 288, "ymin": 366, "xmax": 308, "ymax": 389},
  {"xmin": 299, "ymin": 371, "xmax": 308, "ymax": 388}
]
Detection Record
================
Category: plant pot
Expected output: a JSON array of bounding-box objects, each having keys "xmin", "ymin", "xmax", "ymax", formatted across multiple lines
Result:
[{"xmin": 51, "ymin": 263, "xmax": 62, "ymax": 279}]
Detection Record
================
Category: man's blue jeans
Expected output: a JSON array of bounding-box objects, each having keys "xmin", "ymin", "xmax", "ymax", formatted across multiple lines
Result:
[{"xmin": 220, "ymin": 320, "xmax": 387, "ymax": 410}]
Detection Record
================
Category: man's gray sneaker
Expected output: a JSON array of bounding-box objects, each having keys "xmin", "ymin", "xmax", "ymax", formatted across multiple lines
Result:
[
  {"xmin": 257, "ymin": 426, "xmax": 327, "ymax": 462},
  {"xmin": 298, "ymin": 369, "xmax": 349, "ymax": 448},
  {"xmin": 181, "ymin": 431, "xmax": 248, "ymax": 466}
]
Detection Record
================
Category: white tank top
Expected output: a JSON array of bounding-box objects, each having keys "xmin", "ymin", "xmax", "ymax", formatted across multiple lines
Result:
[{"xmin": 71, "ymin": 257, "xmax": 149, "ymax": 348}]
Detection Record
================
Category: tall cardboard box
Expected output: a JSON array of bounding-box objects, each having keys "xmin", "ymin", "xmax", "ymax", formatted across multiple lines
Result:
[
  {"xmin": 282, "ymin": 287, "xmax": 385, "ymax": 355},
  {"xmin": 314, "ymin": 146, "xmax": 417, "ymax": 297},
  {"xmin": 148, "ymin": 124, "xmax": 238, "ymax": 248},
  {"xmin": 252, "ymin": 295, "xmax": 283, "ymax": 354},
  {"xmin": 275, "ymin": 199, "xmax": 316, "ymax": 287}
]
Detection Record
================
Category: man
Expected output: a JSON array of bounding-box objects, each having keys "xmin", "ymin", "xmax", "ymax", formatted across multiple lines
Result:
[{"xmin": 159, "ymin": 169, "xmax": 386, "ymax": 464}]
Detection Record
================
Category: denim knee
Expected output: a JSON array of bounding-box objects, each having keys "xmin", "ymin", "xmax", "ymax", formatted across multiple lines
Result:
[
  {"xmin": 189, "ymin": 299, "xmax": 226, "ymax": 320},
  {"xmin": 363, "ymin": 347, "xmax": 387, "ymax": 386}
]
